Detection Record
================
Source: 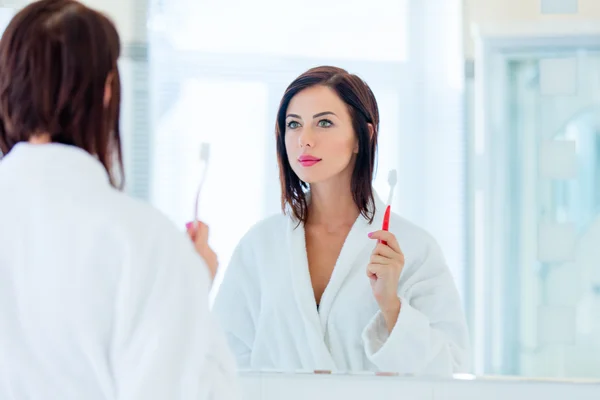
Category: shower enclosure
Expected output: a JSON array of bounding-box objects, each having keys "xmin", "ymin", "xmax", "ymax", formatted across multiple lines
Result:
[{"xmin": 469, "ymin": 25, "xmax": 600, "ymax": 378}]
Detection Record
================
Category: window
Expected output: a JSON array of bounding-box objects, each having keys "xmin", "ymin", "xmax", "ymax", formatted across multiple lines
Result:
[
  {"xmin": 0, "ymin": 8, "xmax": 13, "ymax": 33},
  {"xmin": 149, "ymin": 0, "xmax": 408, "ymax": 62},
  {"xmin": 151, "ymin": 79, "xmax": 269, "ymax": 288}
]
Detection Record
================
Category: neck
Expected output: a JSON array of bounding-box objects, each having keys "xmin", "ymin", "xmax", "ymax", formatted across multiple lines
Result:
[
  {"xmin": 28, "ymin": 133, "xmax": 51, "ymax": 144},
  {"xmin": 307, "ymin": 178, "xmax": 359, "ymax": 228}
]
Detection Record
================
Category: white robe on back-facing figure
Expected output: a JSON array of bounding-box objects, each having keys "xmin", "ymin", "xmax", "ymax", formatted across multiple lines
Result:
[
  {"xmin": 0, "ymin": 143, "xmax": 238, "ymax": 400},
  {"xmin": 213, "ymin": 195, "xmax": 471, "ymax": 375}
]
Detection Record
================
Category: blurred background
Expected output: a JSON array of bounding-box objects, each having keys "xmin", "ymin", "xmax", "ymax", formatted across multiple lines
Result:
[{"xmin": 0, "ymin": 0, "xmax": 598, "ymax": 380}]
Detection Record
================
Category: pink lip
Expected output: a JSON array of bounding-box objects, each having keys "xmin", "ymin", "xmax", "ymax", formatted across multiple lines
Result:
[
  {"xmin": 298, "ymin": 155, "xmax": 321, "ymax": 167},
  {"xmin": 299, "ymin": 160, "xmax": 320, "ymax": 167}
]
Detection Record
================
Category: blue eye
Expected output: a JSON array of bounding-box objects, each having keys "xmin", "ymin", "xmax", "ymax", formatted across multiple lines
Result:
[
  {"xmin": 287, "ymin": 121, "xmax": 300, "ymax": 129},
  {"xmin": 318, "ymin": 119, "xmax": 333, "ymax": 128}
]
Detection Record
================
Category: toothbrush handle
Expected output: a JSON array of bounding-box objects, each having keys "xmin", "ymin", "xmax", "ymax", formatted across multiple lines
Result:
[{"xmin": 381, "ymin": 205, "xmax": 391, "ymax": 245}]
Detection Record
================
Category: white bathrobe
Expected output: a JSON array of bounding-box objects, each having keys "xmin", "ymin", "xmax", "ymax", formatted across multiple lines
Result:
[
  {"xmin": 0, "ymin": 143, "xmax": 237, "ymax": 400},
  {"xmin": 213, "ymin": 195, "xmax": 471, "ymax": 375}
]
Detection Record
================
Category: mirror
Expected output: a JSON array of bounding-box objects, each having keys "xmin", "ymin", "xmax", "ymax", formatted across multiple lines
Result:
[
  {"xmin": 125, "ymin": 0, "xmax": 600, "ymax": 382},
  {"xmin": 2, "ymin": 0, "xmax": 599, "ymax": 396}
]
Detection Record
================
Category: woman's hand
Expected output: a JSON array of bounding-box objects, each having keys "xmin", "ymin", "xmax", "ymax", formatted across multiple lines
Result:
[
  {"xmin": 367, "ymin": 230, "xmax": 405, "ymax": 332},
  {"xmin": 187, "ymin": 221, "xmax": 218, "ymax": 280}
]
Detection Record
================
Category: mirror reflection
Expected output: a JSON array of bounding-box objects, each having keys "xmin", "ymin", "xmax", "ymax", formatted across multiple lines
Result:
[
  {"xmin": 1, "ymin": 0, "xmax": 599, "ymax": 394},
  {"xmin": 210, "ymin": 66, "xmax": 470, "ymax": 373}
]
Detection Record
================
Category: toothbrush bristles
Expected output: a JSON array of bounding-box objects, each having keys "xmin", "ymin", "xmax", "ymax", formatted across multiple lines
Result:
[
  {"xmin": 388, "ymin": 169, "xmax": 397, "ymax": 186},
  {"xmin": 194, "ymin": 143, "xmax": 211, "ymax": 223},
  {"xmin": 387, "ymin": 169, "xmax": 397, "ymax": 206},
  {"xmin": 200, "ymin": 143, "xmax": 210, "ymax": 162}
]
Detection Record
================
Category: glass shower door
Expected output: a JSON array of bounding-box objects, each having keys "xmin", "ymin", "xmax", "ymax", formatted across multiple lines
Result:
[{"xmin": 508, "ymin": 51, "xmax": 600, "ymax": 378}]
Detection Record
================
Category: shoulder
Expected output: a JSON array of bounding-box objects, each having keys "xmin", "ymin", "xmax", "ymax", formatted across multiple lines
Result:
[
  {"xmin": 225, "ymin": 212, "xmax": 292, "ymax": 274},
  {"xmin": 219, "ymin": 213, "xmax": 291, "ymax": 290},
  {"xmin": 97, "ymin": 190, "xmax": 208, "ymax": 279},
  {"xmin": 101, "ymin": 189, "xmax": 181, "ymax": 239},
  {"xmin": 236, "ymin": 212, "xmax": 290, "ymax": 249}
]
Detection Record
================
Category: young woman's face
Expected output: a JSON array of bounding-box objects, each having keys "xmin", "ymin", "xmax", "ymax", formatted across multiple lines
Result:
[{"xmin": 284, "ymin": 85, "xmax": 358, "ymax": 185}]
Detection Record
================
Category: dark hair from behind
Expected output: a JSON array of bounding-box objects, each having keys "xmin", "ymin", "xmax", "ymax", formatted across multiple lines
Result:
[
  {"xmin": 276, "ymin": 66, "xmax": 380, "ymax": 225},
  {"xmin": 0, "ymin": 0, "xmax": 123, "ymax": 188}
]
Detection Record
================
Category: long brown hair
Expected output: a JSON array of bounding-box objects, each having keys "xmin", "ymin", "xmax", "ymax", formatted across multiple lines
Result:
[
  {"xmin": 0, "ymin": 0, "xmax": 124, "ymax": 188},
  {"xmin": 276, "ymin": 66, "xmax": 380, "ymax": 225}
]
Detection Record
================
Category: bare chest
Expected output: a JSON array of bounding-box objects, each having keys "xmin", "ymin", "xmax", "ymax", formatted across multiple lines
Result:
[{"xmin": 305, "ymin": 226, "xmax": 351, "ymax": 305}]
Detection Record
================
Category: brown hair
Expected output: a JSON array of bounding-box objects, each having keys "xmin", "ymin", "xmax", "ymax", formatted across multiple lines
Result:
[
  {"xmin": 0, "ymin": 0, "xmax": 123, "ymax": 188},
  {"xmin": 276, "ymin": 66, "xmax": 380, "ymax": 225}
]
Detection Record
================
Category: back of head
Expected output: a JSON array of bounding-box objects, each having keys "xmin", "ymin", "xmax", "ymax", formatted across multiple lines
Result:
[{"xmin": 0, "ymin": 0, "xmax": 123, "ymax": 187}]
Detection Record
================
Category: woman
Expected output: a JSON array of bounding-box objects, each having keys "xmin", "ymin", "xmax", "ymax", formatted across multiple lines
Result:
[
  {"xmin": 213, "ymin": 66, "xmax": 470, "ymax": 375},
  {"xmin": 0, "ymin": 1, "xmax": 236, "ymax": 399}
]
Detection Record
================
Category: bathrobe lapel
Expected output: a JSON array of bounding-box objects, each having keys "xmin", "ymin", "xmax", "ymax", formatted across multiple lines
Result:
[
  {"xmin": 317, "ymin": 195, "xmax": 386, "ymax": 331},
  {"xmin": 285, "ymin": 194, "xmax": 386, "ymax": 369},
  {"xmin": 287, "ymin": 217, "xmax": 337, "ymax": 369}
]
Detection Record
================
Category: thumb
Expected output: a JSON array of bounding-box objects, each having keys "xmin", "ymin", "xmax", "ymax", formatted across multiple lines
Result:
[
  {"xmin": 186, "ymin": 221, "xmax": 197, "ymax": 240},
  {"xmin": 194, "ymin": 221, "xmax": 209, "ymax": 241}
]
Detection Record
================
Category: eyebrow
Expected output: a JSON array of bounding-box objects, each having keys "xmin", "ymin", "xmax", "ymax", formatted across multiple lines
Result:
[
  {"xmin": 313, "ymin": 111, "xmax": 337, "ymax": 119},
  {"xmin": 286, "ymin": 111, "xmax": 337, "ymax": 119}
]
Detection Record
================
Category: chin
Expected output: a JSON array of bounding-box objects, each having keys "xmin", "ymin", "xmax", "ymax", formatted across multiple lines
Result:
[
  {"xmin": 290, "ymin": 168, "xmax": 321, "ymax": 185},
  {"xmin": 295, "ymin": 174, "xmax": 322, "ymax": 185},
  {"xmin": 293, "ymin": 169, "xmax": 337, "ymax": 185},
  {"xmin": 291, "ymin": 162, "xmax": 349, "ymax": 185}
]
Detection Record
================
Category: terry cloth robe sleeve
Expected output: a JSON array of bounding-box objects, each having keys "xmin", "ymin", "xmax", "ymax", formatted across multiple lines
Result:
[
  {"xmin": 212, "ymin": 238, "xmax": 261, "ymax": 370},
  {"xmin": 361, "ymin": 235, "xmax": 471, "ymax": 375},
  {"xmin": 111, "ymin": 224, "xmax": 239, "ymax": 400}
]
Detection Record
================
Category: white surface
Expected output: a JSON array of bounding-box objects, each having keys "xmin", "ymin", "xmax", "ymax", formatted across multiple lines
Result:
[
  {"xmin": 541, "ymin": 0, "xmax": 579, "ymax": 14},
  {"xmin": 239, "ymin": 372, "xmax": 600, "ymax": 400},
  {"xmin": 539, "ymin": 140, "xmax": 577, "ymax": 179},
  {"xmin": 539, "ymin": 58, "xmax": 578, "ymax": 96},
  {"xmin": 538, "ymin": 222, "xmax": 577, "ymax": 263}
]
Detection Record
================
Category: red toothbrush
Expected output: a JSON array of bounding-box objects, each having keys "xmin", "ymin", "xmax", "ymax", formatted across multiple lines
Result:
[{"xmin": 381, "ymin": 169, "xmax": 397, "ymax": 245}]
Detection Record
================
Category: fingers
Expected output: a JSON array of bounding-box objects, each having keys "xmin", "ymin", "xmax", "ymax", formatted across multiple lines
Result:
[
  {"xmin": 370, "ymin": 240, "xmax": 404, "ymax": 266},
  {"xmin": 187, "ymin": 220, "xmax": 209, "ymax": 241},
  {"xmin": 366, "ymin": 263, "xmax": 387, "ymax": 279},
  {"xmin": 371, "ymin": 243, "xmax": 396, "ymax": 258},
  {"xmin": 186, "ymin": 222, "xmax": 195, "ymax": 238},
  {"xmin": 194, "ymin": 221, "xmax": 209, "ymax": 240},
  {"xmin": 369, "ymin": 254, "xmax": 392, "ymax": 266},
  {"xmin": 186, "ymin": 220, "xmax": 218, "ymax": 280},
  {"xmin": 367, "ymin": 240, "xmax": 405, "ymax": 281},
  {"xmin": 368, "ymin": 255, "xmax": 403, "ymax": 274},
  {"xmin": 368, "ymin": 230, "xmax": 402, "ymax": 254}
]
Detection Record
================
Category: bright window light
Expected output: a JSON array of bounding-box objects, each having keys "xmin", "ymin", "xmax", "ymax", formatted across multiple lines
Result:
[{"xmin": 152, "ymin": 0, "xmax": 409, "ymax": 62}]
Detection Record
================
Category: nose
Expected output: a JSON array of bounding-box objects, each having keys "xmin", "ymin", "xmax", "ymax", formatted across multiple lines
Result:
[{"xmin": 298, "ymin": 126, "xmax": 315, "ymax": 148}]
